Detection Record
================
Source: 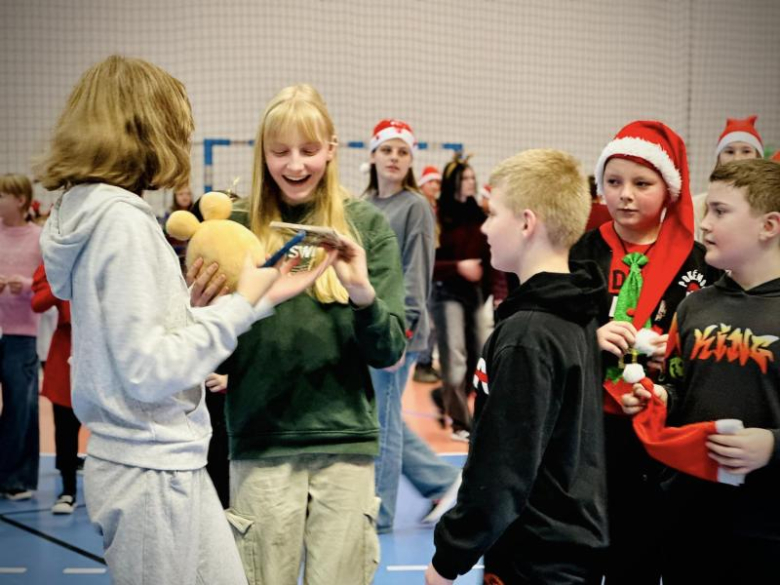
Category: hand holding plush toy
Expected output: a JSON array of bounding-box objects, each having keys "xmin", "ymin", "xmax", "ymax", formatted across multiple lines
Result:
[
  {"xmin": 168, "ymin": 192, "xmax": 338, "ymax": 309},
  {"xmin": 165, "ymin": 191, "xmax": 265, "ymax": 292}
]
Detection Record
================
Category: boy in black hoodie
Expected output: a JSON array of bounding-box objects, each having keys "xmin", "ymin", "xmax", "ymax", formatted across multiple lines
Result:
[
  {"xmin": 426, "ymin": 149, "xmax": 608, "ymax": 585},
  {"xmin": 623, "ymin": 159, "xmax": 780, "ymax": 584}
]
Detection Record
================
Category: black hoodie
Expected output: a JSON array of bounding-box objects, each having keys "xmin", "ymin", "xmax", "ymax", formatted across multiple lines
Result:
[
  {"xmin": 431, "ymin": 266, "xmax": 609, "ymax": 579},
  {"xmin": 664, "ymin": 275, "xmax": 780, "ymax": 540}
]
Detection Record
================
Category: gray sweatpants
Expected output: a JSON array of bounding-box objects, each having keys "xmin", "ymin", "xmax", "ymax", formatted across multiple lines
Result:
[{"xmin": 84, "ymin": 456, "xmax": 247, "ymax": 585}]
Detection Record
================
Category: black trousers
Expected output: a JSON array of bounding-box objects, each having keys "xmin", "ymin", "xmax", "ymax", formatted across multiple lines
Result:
[
  {"xmin": 662, "ymin": 476, "xmax": 780, "ymax": 585},
  {"xmin": 205, "ymin": 391, "xmax": 230, "ymax": 509},
  {"xmin": 484, "ymin": 526, "xmax": 604, "ymax": 585},
  {"xmin": 52, "ymin": 403, "xmax": 81, "ymax": 494},
  {"xmin": 603, "ymin": 416, "xmax": 665, "ymax": 585}
]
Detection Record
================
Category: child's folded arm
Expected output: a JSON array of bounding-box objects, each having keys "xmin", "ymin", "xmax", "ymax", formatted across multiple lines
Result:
[{"xmin": 432, "ymin": 259, "xmax": 460, "ymax": 281}]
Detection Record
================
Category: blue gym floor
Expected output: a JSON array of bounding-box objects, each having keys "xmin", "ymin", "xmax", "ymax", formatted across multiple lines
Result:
[{"xmin": 0, "ymin": 454, "xmax": 482, "ymax": 584}]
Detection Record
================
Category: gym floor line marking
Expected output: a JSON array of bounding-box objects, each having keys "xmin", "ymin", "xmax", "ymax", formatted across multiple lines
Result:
[
  {"xmin": 0, "ymin": 568, "xmax": 28, "ymax": 574},
  {"xmin": 0, "ymin": 515, "xmax": 105, "ymax": 565},
  {"xmin": 63, "ymin": 568, "xmax": 107, "ymax": 574},
  {"xmin": 0, "ymin": 507, "xmax": 53, "ymax": 516},
  {"xmin": 386, "ymin": 565, "xmax": 484, "ymax": 571}
]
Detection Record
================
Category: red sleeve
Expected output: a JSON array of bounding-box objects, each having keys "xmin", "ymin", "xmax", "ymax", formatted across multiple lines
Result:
[
  {"xmin": 30, "ymin": 264, "xmax": 58, "ymax": 313},
  {"xmin": 585, "ymin": 203, "xmax": 612, "ymax": 232}
]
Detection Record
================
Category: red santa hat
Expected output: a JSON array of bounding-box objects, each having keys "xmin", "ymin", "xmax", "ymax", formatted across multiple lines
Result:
[
  {"xmin": 619, "ymin": 363, "xmax": 744, "ymax": 485},
  {"xmin": 369, "ymin": 118, "xmax": 417, "ymax": 153},
  {"xmin": 479, "ymin": 183, "xmax": 492, "ymax": 200},
  {"xmin": 616, "ymin": 328, "xmax": 745, "ymax": 486},
  {"xmin": 715, "ymin": 115, "xmax": 763, "ymax": 159},
  {"xmin": 595, "ymin": 121, "xmax": 694, "ymax": 331},
  {"xmin": 772, "ymin": 150, "xmax": 780, "ymax": 162},
  {"xmin": 418, "ymin": 165, "xmax": 442, "ymax": 186},
  {"xmin": 595, "ymin": 120, "xmax": 684, "ymax": 201}
]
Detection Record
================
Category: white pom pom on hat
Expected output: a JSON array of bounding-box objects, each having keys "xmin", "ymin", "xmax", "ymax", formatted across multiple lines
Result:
[
  {"xmin": 634, "ymin": 328, "xmax": 661, "ymax": 356},
  {"xmin": 622, "ymin": 363, "xmax": 646, "ymax": 384}
]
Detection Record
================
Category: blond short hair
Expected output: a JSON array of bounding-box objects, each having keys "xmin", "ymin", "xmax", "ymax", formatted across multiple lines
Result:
[
  {"xmin": 710, "ymin": 158, "xmax": 780, "ymax": 216},
  {"xmin": 489, "ymin": 149, "xmax": 590, "ymax": 249},
  {"xmin": 0, "ymin": 173, "xmax": 33, "ymax": 212},
  {"xmin": 35, "ymin": 55, "xmax": 193, "ymax": 193}
]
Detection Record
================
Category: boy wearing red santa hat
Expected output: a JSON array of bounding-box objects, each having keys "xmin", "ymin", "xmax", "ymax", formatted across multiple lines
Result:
[{"xmin": 570, "ymin": 120, "xmax": 721, "ymax": 584}]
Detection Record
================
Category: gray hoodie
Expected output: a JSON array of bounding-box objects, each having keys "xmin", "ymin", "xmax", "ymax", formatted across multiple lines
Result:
[{"xmin": 41, "ymin": 183, "xmax": 267, "ymax": 470}]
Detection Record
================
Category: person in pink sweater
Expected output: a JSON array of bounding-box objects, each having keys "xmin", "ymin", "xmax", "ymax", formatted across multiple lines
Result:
[{"xmin": 0, "ymin": 173, "xmax": 42, "ymax": 500}]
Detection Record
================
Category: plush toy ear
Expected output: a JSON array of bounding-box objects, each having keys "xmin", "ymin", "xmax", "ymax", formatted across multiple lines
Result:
[
  {"xmin": 200, "ymin": 191, "xmax": 233, "ymax": 221},
  {"xmin": 166, "ymin": 210, "xmax": 200, "ymax": 241}
]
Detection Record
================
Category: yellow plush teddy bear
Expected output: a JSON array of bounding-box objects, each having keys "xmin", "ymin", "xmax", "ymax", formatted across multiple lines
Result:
[{"xmin": 165, "ymin": 191, "xmax": 265, "ymax": 292}]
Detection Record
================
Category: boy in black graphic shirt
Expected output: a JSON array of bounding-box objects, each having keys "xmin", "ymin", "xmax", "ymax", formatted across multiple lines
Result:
[
  {"xmin": 426, "ymin": 149, "xmax": 608, "ymax": 584},
  {"xmin": 623, "ymin": 159, "xmax": 780, "ymax": 585}
]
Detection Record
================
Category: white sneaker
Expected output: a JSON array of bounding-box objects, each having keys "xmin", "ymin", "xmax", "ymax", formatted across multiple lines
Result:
[
  {"xmin": 3, "ymin": 489, "xmax": 33, "ymax": 501},
  {"xmin": 450, "ymin": 429, "xmax": 470, "ymax": 443},
  {"xmin": 51, "ymin": 494, "xmax": 76, "ymax": 515},
  {"xmin": 421, "ymin": 473, "xmax": 462, "ymax": 524}
]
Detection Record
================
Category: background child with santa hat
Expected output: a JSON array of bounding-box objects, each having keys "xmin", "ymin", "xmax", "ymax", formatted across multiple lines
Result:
[
  {"xmin": 361, "ymin": 118, "xmax": 461, "ymax": 533},
  {"xmin": 418, "ymin": 164, "xmax": 442, "ymax": 211},
  {"xmin": 692, "ymin": 116, "xmax": 764, "ymax": 241},
  {"xmin": 414, "ymin": 164, "xmax": 444, "ymax": 384},
  {"xmin": 569, "ymin": 120, "xmax": 721, "ymax": 584}
]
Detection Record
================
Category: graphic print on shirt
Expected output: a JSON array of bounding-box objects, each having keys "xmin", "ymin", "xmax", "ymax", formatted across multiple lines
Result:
[
  {"xmin": 677, "ymin": 269, "xmax": 707, "ymax": 295},
  {"xmin": 473, "ymin": 357, "xmax": 489, "ymax": 395},
  {"xmin": 690, "ymin": 324, "xmax": 778, "ymax": 374},
  {"xmin": 607, "ymin": 271, "xmax": 707, "ymax": 323},
  {"xmin": 667, "ymin": 314, "xmax": 778, "ymax": 377},
  {"xmin": 287, "ymin": 244, "xmax": 319, "ymax": 272}
]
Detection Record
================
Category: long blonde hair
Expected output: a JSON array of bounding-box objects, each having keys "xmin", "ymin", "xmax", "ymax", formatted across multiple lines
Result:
[
  {"xmin": 249, "ymin": 84, "xmax": 356, "ymax": 304},
  {"xmin": 35, "ymin": 55, "xmax": 193, "ymax": 194}
]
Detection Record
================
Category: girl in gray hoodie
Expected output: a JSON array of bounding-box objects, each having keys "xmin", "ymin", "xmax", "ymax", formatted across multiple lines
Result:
[{"xmin": 37, "ymin": 55, "xmax": 330, "ymax": 585}]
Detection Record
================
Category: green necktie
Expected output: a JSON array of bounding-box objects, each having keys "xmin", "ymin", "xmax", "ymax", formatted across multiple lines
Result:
[
  {"xmin": 605, "ymin": 252, "xmax": 651, "ymax": 382},
  {"xmin": 614, "ymin": 252, "xmax": 650, "ymax": 327}
]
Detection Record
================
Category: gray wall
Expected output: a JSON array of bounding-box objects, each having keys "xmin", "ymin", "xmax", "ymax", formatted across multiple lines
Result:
[{"xmin": 2, "ymin": 0, "xmax": 778, "ymax": 213}]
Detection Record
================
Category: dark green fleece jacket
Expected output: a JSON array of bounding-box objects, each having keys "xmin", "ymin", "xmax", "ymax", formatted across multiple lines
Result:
[{"xmin": 223, "ymin": 197, "xmax": 406, "ymax": 459}]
